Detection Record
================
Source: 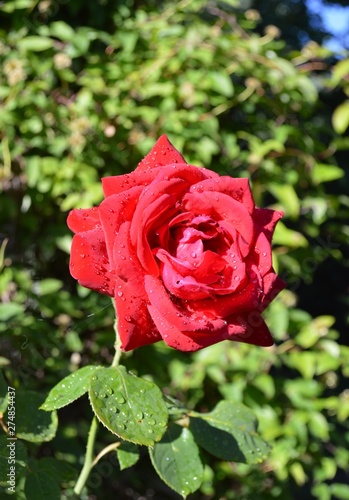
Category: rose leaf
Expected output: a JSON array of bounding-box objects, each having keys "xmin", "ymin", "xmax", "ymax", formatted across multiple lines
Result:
[
  {"xmin": 149, "ymin": 424, "xmax": 204, "ymax": 499},
  {"xmin": 189, "ymin": 400, "xmax": 270, "ymax": 464},
  {"xmin": 89, "ymin": 366, "xmax": 168, "ymax": 446},
  {"xmin": 40, "ymin": 365, "xmax": 101, "ymax": 411}
]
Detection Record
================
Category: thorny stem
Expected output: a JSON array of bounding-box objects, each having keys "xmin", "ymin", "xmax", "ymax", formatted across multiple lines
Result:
[{"xmin": 74, "ymin": 313, "xmax": 123, "ymax": 495}]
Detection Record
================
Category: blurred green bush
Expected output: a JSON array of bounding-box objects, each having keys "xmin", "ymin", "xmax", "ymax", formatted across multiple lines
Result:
[{"xmin": 0, "ymin": 0, "xmax": 348, "ymax": 498}]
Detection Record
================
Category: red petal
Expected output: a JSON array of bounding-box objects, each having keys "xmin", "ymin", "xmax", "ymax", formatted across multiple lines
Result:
[
  {"xmin": 189, "ymin": 277, "xmax": 261, "ymax": 318},
  {"xmin": 254, "ymin": 208, "xmax": 283, "ymax": 242},
  {"xmin": 67, "ymin": 207, "xmax": 100, "ymax": 233},
  {"xmin": 194, "ymin": 177, "xmax": 255, "ymax": 214},
  {"xmin": 102, "ymin": 169, "xmax": 162, "ymax": 197},
  {"xmin": 98, "ymin": 186, "xmax": 142, "ymax": 266},
  {"xmin": 183, "ymin": 191, "xmax": 254, "ymax": 245},
  {"xmin": 230, "ymin": 315, "xmax": 274, "ymax": 346},
  {"xmin": 136, "ymin": 135, "xmax": 187, "ymax": 171},
  {"xmin": 112, "ymin": 222, "xmax": 161, "ymax": 351},
  {"xmin": 69, "ymin": 230, "xmax": 115, "ymax": 296},
  {"xmin": 147, "ymin": 303, "xmax": 232, "ymax": 352},
  {"xmin": 251, "ymin": 231, "xmax": 273, "ymax": 277},
  {"xmin": 261, "ymin": 272, "xmax": 286, "ymax": 310}
]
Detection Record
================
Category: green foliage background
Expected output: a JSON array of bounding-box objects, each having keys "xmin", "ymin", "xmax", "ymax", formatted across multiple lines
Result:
[{"xmin": 1, "ymin": 0, "xmax": 349, "ymax": 498}]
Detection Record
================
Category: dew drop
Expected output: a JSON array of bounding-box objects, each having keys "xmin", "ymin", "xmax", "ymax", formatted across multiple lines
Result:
[
  {"xmin": 99, "ymin": 391, "xmax": 107, "ymax": 398},
  {"xmin": 118, "ymin": 423, "xmax": 126, "ymax": 430},
  {"xmin": 80, "ymin": 254, "xmax": 86, "ymax": 258},
  {"xmin": 105, "ymin": 386, "xmax": 113, "ymax": 395},
  {"xmin": 136, "ymin": 410, "xmax": 144, "ymax": 420},
  {"xmin": 117, "ymin": 291, "xmax": 123, "ymax": 297},
  {"xmin": 115, "ymin": 392, "xmax": 125, "ymax": 404},
  {"xmin": 147, "ymin": 418, "xmax": 156, "ymax": 426}
]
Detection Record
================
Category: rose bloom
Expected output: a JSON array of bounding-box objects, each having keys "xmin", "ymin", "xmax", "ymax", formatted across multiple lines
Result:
[{"xmin": 68, "ymin": 136, "xmax": 285, "ymax": 351}]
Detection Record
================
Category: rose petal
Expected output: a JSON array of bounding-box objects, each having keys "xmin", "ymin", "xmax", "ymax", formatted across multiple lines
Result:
[
  {"xmin": 260, "ymin": 272, "xmax": 286, "ymax": 310},
  {"xmin": 67, "ymin": 207, "xmax": 100, "ymax": 233},
  {"xmin": 132, "ymin": 192, "xmax": 179, "ymax": 275},
  {"xmin": 189, "ymin": 276, "xmax": 261, "ymax": 318},
  {"xmin": 70, "ymin": 230, "xmax": 115, "ymax": 296},
  {"xmin": 183, "ymin": 191, "xmax": 254, "ymax": 245},
  {"xmin": 250, "ymin": 231, "xmax": 273, "ymax": 277},
  {"xmin": 112, "ymin": 223, "xmax": 161, "ymax": 351},
  {"xmin": 102, "ymin": 169, "xmax": 162, "ymax": 197},
  {"xmin": 147, "ymin": 302, "xmax": 236, "ymax": 352},
  {"xmin": 145, "ymin": 275, "xmax": 226, "ymax": 332},
  {"xmin": 193, "ymin": 177, "xmax": 255, "ymax": 214},
  {"xmin": 136, "ymin": 134, "xmax": 187, "ymax": 171},
  {"xmin": 230, "ymin": 314, "xmax": 274, "ymax": 346},
  {"xmin": 254, "ymin": 208, "xmax": 283, "ymax": 242},
  {"xmin": 98, "ymin": 186, "xmax": 142, "ymax": 267}
]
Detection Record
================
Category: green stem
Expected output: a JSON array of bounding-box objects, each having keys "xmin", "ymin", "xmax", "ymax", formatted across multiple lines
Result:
[
  {"xmin": 74, "ymin": 314, "xmax": 123, "ymax": 495},
  {"xmin": 74, "ymin": 416, "xmax": 99, "ymax": 495},
  {"xmin": 111, "ymin": 329, "xmax": 122, "ymax": 367}
]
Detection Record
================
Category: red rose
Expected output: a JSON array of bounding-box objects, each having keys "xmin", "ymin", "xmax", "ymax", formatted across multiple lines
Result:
[{"xmin": 68, "ymin": 135, "xmax": 285, "ymax": 351}]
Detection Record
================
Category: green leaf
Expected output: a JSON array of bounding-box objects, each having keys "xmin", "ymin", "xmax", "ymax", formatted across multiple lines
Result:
[
  {"xmin": 189, "ymin": 400, "xmax": 270, "ymax": 464},
  {"xmin": 117, "ymin": 441, "xmax": 140, "ymax": 470},
  {"xmin": 332, "ymin": 101, "xmax": 349, "ymax": 134},
  {"xmin": 0, "ymin": 303, "xmax": 25, "ymax": 321},
  {"xmin": 25, "ymin": 470, "xmax": 60, "ymax": 500},
  {"xmin": 41, "ymin": 365, "xmax": 101, "ymax": 411},
  {"xmin": 34, "ymin": 279, "xmax": 63, "ymax": 296},
  {"xmin": 12, "ymin": 391, "xmax": 57, "ymax": 442},
  {"xmin": 330, "ymin": 483, "xmax": 349, "ymax": 500},
  {"xmin": 273, "ymin": 222, "xmax": 308, "ymax": 248},
  {"xmin": 89, "ymin": 366, "xmax": 168, "ymax": 446},
  {"xmin": 269, "ymin": 183, "xmax": 300, "ymax": 218},
  {"xmin": 0, "ymin": 370, "xmax": 8, "ymax": 413},
  {"xmin": 18, "ymin": 36, "xmax": 54, "ymax": 52},
  {"xmin": 0, "ymin": 435, "xmax": 27, "ymax": 487},
  {"xmin": 36, "ymin": 457, "xmax": 77, "ymax": 483},
  {"xmin": 49, "ymin": 21, "xmax": 75, "ymax": 42},
  {"xmin": 208, "ymin": 71, "xmax": 234, "ymax": 97},
  {"xmin": 312, "ymin": 163, "xmax": 344, "ymax": 184},
  {"xmin": 0, "ymin": 0, "xmax": 35, "ymax": 12},
  {"xmin": 149, "ymin": 424, "xmax": 203, "ymax": 499}
]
